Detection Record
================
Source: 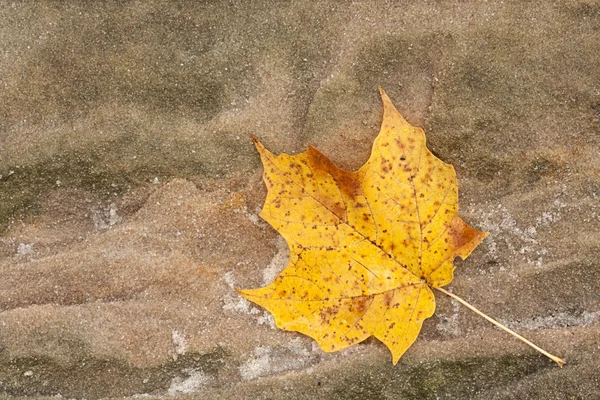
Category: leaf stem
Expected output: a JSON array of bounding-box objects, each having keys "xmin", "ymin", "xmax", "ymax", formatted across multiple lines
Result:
[{"xmin": 434, "ymin": 286, "xmax": 565, "ymax": 367}]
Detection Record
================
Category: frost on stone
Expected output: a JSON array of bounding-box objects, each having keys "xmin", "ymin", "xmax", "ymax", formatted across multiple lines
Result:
[
  {"xmin": 471, "ymin": 195, "xmax": 567, "ymax": 270},
  {"xmin": 261, "ymin": 237, "xmax": 289, "ymax": 285},
  {"xmin": 231, "ymin": 199, "xmax": 264, "ymax": 227},
  {"xmin": 238, "ymin": 346, "xmax": 272, "ymax": 381},
  {"xmin": 503, "ymin": 310, "xmax": 600, "ymax": 331},
  {"xmin": 471, "ymin": 183, "xmax": 571, "ymax": 269},
  {"xmin": 221, "ymin": 239, "xmax": 288, "ymax": 322},
  {"xmin": 436, "ymin": 298, "xmax": 461, "ymax": 336},
  {"xmin": 108, "ymin": 202, "xmax": 122, "ymax": 226},
  {"xmin": 222, "ymin": 293, "xmax": 257, "ymax": 314},
  {"xmin": 222, "ymin": 271, "xmax": 260, "ymax": 315},
  {"xmin": 92, "ymin": 202, "xmax": 122, "ymax": 230},
  {"xmin": 256, "ymin": 310, "xmax": 276, "ymax": 329},
  {"xmin": 223, "ymin": 271, "xmax": 236, "ymax": 288},
  {"xmin": 222, "ymin": 241, "xmax": 288, "ymax": 321},
  {"xmin": 285, "ymin": 337, "xmax": 311, "ymax": 357},
  {"xmin": 172, "ymin": 330, "xmax": 187, "ymax": 356},
  {"xmin": 246, "ymin": 213, "xmax": 260, "ymax": 225},
  {"xmin": 239, "ymin": 338, "xmax": 317, "ymax": 381},
  {"xmin": 16, "ymin": 243, "xmax": 34, "ymax": 257},
  {"xmin": 167, "ymin": 369, "xmax": 207, "ymax": 396}
]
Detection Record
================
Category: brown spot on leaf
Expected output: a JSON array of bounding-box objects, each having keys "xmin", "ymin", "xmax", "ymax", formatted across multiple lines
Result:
[{"xmin": 383, "ymin": 291, "xmax": 394, "ymax": 307}]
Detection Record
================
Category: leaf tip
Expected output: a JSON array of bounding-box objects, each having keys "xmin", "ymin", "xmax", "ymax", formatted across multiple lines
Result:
[
  {"xmin": 377, "ymin": 86, "xmax": 410, "ymax": 129},
  {"xmin": 378, "ymin": 86, "xmax": 391, "ymax": 104},
  {"xmin": 234, "ymin": 286, "xmax": 251, "ymax": 299},
  {"xmin": 250, "ymin": 134, "xmax": 263, "ymax": 150},
  {"xmin": 250, "ymin": 135, "xmax": 271, "ymax": 157}
]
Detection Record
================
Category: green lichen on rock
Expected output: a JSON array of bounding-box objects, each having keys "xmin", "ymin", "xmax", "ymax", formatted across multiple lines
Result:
[
  {"xmin": 326, "ymin": 354, "xmax": 549, "ymax": 400},
  {"xmin": 0, "ymin": 129, "xmax": 256, "ymax": 231},
  {"xmin": 0, "ymin": 347, "xmax": 228, "ymax": 399}
]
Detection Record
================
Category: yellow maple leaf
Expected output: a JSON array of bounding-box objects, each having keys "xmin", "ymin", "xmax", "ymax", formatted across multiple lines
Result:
[{"xmin": 238, "ymin": 89, "xmax": 565, "ymax": 366}]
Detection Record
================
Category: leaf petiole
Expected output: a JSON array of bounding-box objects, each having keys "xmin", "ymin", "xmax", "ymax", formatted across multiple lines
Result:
[{"xmin": 435, "ymin": 286, "xmax": 566, "ymax": 367}]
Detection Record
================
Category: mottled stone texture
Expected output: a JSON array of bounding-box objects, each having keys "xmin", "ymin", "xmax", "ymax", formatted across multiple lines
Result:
[{"xmin": 0, "ymin": 1, "xmax": 598, "ymax": 399}]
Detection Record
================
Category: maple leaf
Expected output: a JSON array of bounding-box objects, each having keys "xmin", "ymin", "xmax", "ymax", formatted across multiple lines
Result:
[{"xmin": 238, "ymin": 89, "xmax": 565, "ymax": 366}]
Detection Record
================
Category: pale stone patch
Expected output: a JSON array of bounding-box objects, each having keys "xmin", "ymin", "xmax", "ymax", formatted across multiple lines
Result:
[
  {"xmin": 256, "ymin": 310, "xmax": 276, "ymax": 329},
  {"xmin": 222, "ymin": 271, "xmax": 260, "ymax": 315},
  {"xmin": 16, "ymin": 243, "xmax": 34, "ymax": 257},
  {"xmin": 262, "ymin": 236, "xmax": 289, "ymax": 285},
  {"xmin": 167, "ymin": 369, "xmax": 207, "ymax": 396},
  {"xmin": 502, "ymin": 311, "xmax": 600, "ymax": 331},
  {"xmin": 239, "ymin": 346, "xmax": 272, "ymax": 381},
  {"xmin": 436, "ymin": 297, "xmax": 462, "ymax": 336},
  {"xmin": 470, "ymin": 184, "xmax": 571, "ymax": 270},
  {"xmin": 171, "ymin": 330, "xmax": 187, "ymax": 356},
  {"xmin": 239, "ymin": 338, "xmax": 317, "ymax": 381},
  {"xmin": 108, "ymin": 202, "xmax": 121, "ymax": 226}
]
